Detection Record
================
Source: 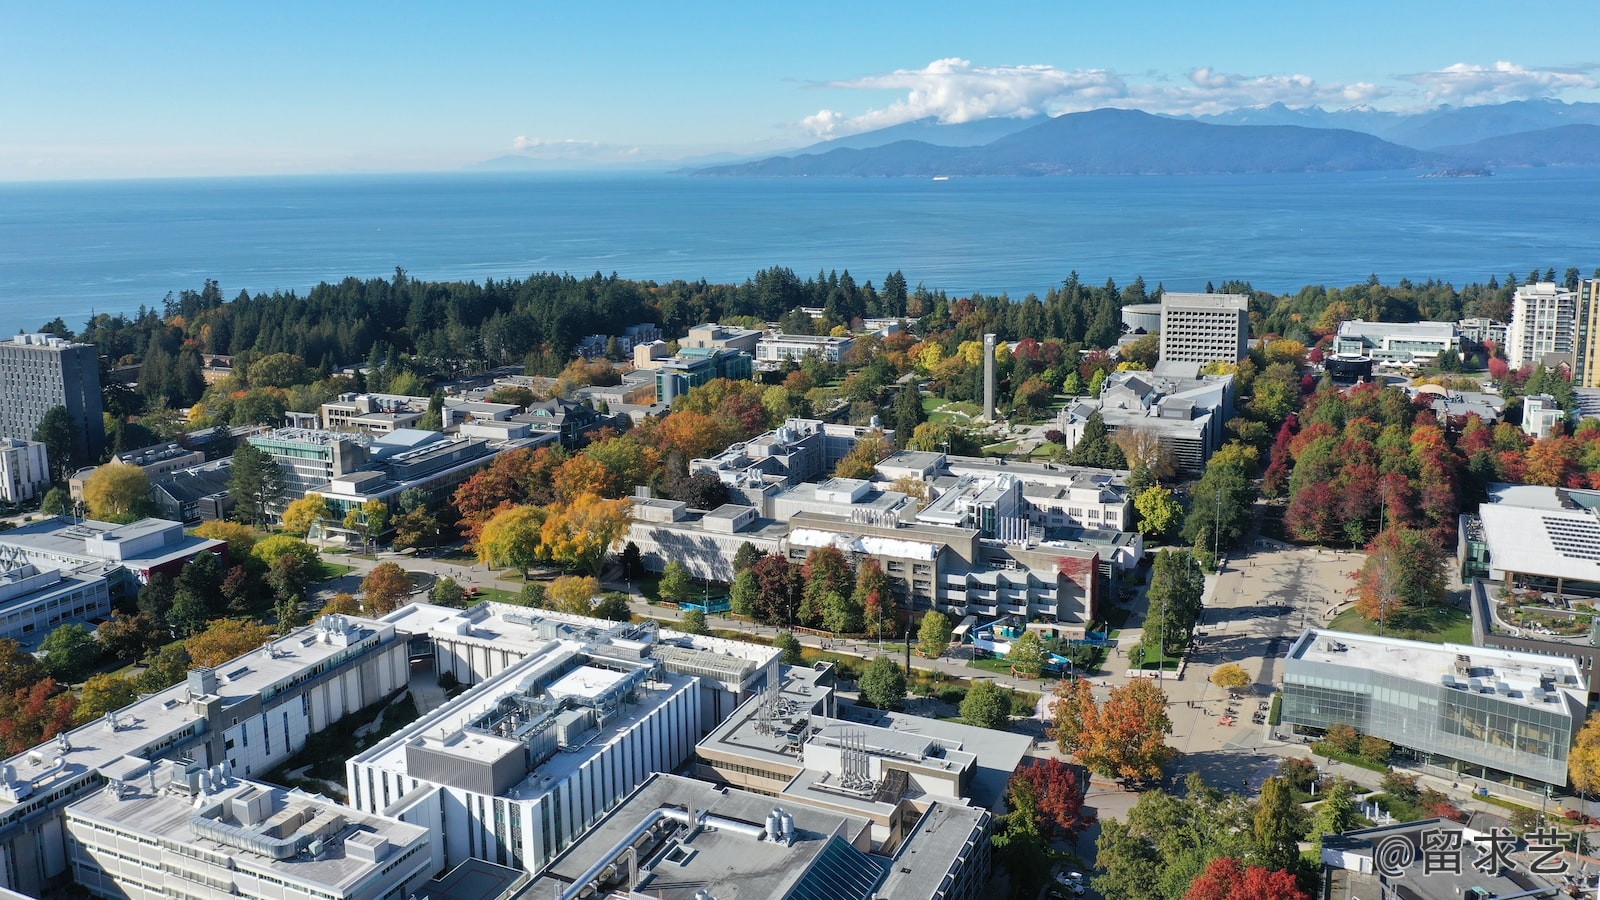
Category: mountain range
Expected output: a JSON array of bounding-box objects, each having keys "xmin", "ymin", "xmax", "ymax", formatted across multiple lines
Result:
[{"xmin": 691, "ymin": 99, "xmax": 1600, "ymax": 178}]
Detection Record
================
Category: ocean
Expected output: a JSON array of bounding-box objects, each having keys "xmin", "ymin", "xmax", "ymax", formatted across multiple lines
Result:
[{"xmin": 2, "ymin": 168, "xmax": 1598, "ymax": 337}]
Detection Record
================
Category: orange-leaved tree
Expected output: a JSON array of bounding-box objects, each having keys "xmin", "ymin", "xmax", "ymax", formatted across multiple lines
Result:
[{"xmin": 1051, "ymin": 677, "xmax": 1173, "ymax": 783}]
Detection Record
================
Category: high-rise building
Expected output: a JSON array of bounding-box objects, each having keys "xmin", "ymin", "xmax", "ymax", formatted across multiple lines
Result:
[
  {"xmin": 1506, "ymin": 282, "xmax": 1578, "ymax": 371},
  {"xmin": 0, "ymin": 439, "xmax": 49, "ymax": 504},
  {"xmin": 1157, "ymin": 293, "xmax": 1249, "ymax": 365},
  {"xmin": 1577, "ymin": 279, "xmax": 1600, "ymax": 388},
  {"xmin": 0, "ymin": 334, "xmax": 104, "ymax": 464}
]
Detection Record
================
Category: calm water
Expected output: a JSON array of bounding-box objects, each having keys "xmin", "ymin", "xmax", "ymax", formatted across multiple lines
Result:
[{"xmin": 2, "ymin": 168, "xmax": 1598, "ymax": 336}]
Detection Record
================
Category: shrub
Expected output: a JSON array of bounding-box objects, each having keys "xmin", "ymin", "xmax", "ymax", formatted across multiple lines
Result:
[{"xmin": 1325, "ymin": 723, "xmax": 1360, "ymax": 755}]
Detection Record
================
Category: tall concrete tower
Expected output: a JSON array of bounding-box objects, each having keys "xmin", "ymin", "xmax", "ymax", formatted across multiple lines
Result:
[{"xmin": 983, "ymin": 333, "xmax": 997, "ymax": 422}]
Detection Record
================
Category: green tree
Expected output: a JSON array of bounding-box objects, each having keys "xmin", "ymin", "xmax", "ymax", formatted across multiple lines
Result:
[
  {"xmin": 592, "ymin": 593, "xmax": 633, "ymax": 622},
  {"xmin": 859, "ymin": 656, "xmax": 907, "ymax": 709},
  {"xmin": 822, "ymin": 591, "xmax": 863, "ymax": 634},
  {"xmin": 917, "ymin": 610, "xmax": 953, "ymax": 659},
  {"xmin": 1067, "ymin": 411, "xmax": 1126, "ymax": 468},
  {"xmin": 33, "ymin": 405, "xmax": 78, "ymax": 483},
  {"xmin": 419, "ymin": 390, "xmax": 445, "ymax": 431},
  {"xmin": 1253, "ymin": 776, "xmax": 1304, "ymax": 872},
  {"xmin": 342, "ymin": 498, "xmax": 390, "ymax": 552},
  {"xmin": 137, "ymin": 641, "xmax": 191, "ymax": 692},
  {"xmin": 40, "ymin": 486, "xmax": 71, "ymax": 516},
  {"xmin": 960, "ymin": 679, "xmax": 1012, "ymax": 730},
  {"xmin": 890, "ymin": 385, "xmax": 926, "ymax": 444},
  {"xmin": 732, "ymin": 541, "xmax": 761, "ymax": 574},
  {"xmin": 680, "ymin": 608, "xmax": 709, "ymax": 635},
  {"xmin": 1133, "ymin": 485, "xmax": 1182, "ymax": 537},
  {"xmin": 430, "ymin": 577, "xmax": 468, "ymax": 607},
  {"xmin": 658, "ymin": 561, "xmax": 694, "ymax": 603},
  {"xmin": 1183, "ymin": 442, "xmax": 1259, "ymax": 555},
  {"xmin": 729, "ymin": 570, "xmax": 758, "ymax": 617},
  {"xmin": 515, "ymin": 582, "xmax": 548, "ymax": 608},
  {"xmin": 1309, "ymin": 780, "xmax": 1358, "ymax": 849},
  {"xmin": 1008, "ymin": 630, "xmax": 1045, "ymax": 678},
  {"xmin": 168, "ymin": 587, "xmax": 212, "ymax": 638},
  {"xmin": 39, "ymin": 623, "xmax": 102, "ymax": 683},
  {"xmin": 136, "ymin": 574, "xmax": 176, "ymax": 634},
  {"xmin": 773, "ymin": 630, "xmax": 803, "ymax": 665},
  {"xmin": 274, "ymin": 590, "xmax": 302, "ymax": 634},
  {"xmin": 228, "ymin": 442, "xmax": 285, "ymax": 526}
]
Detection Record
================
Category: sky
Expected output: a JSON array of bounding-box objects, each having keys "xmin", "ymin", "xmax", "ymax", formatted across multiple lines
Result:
[{"xmin": 3, "ymin": 1, "xmax": 1598, "ymax": 180}]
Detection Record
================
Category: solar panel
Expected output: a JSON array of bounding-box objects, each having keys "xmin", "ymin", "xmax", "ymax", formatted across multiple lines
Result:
[
  {"xmin": 1542, "ymin": 516, "xmax": 1600, "ymax": 561},
  {"xmin": 787, "ymin": 835, "xmax": 886, "ymax": 900}
]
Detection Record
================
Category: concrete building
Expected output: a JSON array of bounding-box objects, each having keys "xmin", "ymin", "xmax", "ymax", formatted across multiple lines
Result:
[
  {"xmin": 1282, "ymin": 629, "xmax": 1582, "ymax": 790},
  {"xmin": 349, "ymin": 604, "xmax": 779, "ymax": 877},
  {"xmin": 0, "ymin": 439, "xmax": 48, "ymax": 505},
  {"xmin": 1457, "ymin": 316, "xmax": 1507, "ymax": 347},
  {"xmin": 1157, "ymin": 292, "xmax": 1249, "ymax": 365},
  {"xmin": 514, "ymin": 397, "xmax": 613, "ymax": 448},
  {"xmin": 69, "ymin": 442, "xmax": 207, "ymax": 503},
  {"xmin": 312, "ymin": 435, "xmax": 529, "ymax": 526},
  {"xmin": 1121, "ymin": 302, "xmax": 1163, "ymax": 335},
  {"xmin": 698, "ymin": 665, "xmax": 1029, "ymax": 813},
  {"xmin": 681, "ymin": 323, "xmax": 762, "ymax": 355},
  {"xmin": 755, "ymin": 332, "xmax": 855, "ymax": 367},
  {"xmin": 248, "ymin": 428, "xmax": 376, "ymax": 501},
  {"xmin": 692, "ymin": 418, "xmax": 893, "ymax": 492},
  {"xmin": 1407, "ymin": 384, "xmax": 1504, "ymax": 425},
  {"xmin": 1056, "ymin": 363, "xmax": 1235, "ymax": 477},
  {"xmin": 1578, "ymin": 279, "xmax": 1600, "ymax": 388},
  {"xmin": 66, "ymin": 773, "xmax": 432, "ymax": 900},
  {"xmin": 0, "ymin": 515, "xmax": 224, "ymax": 615},
  {"xmin": 1322, "ymin": 818, "xmax": 1560, "ymax": 900},
  {"xmin": 626, "ymin": 497, "xmax": 790, "ymax": 583},
  {"xmin": 1507, "ymin": 282, "xmax": 1579, "ymax": 371},
  {"xmin": 0, "ymin": 613, "xmax": 409, "ymax": 895},
  {"xmin": 0, "ymin": 334, "xmax": 104, "ymax": 465}
]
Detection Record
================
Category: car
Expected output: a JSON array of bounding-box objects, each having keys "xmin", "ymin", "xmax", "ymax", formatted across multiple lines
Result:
[{"xmin": 1056, "ymin": 871, "xmax": 1086, "ymax": 895}]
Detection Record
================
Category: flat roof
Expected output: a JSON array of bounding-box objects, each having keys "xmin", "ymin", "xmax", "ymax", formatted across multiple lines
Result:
[
  {"xmin": 830, "ymin": 703, "xmax": 1030, "ymax": 811},
  {"xmin": 1289, "ymin": 628, "xmax": 1585, "ymax": 712},
  {"xmin": 1337, "ymin": 319, "xmax": 1458, "ymax": 339},
  {"xmin": 875, "ymin": 802, "xmax": 990, "ymax": 900},
  {"xmin": 523, "ymin": 773, "xmax": 877, "ymax": 900},
  {"xmin": 1161, "ymin": 292, "xmax": 1248, "ymax": 310},
  {"xmin": 0, "ymin": 615, "xmax": 397, "ymax": 812},
  {"xmin": 66, "ymin": 777, "xmax": 427, "ymax": 893},
  {"xmin": 1478, "ymin": 503, "xmax": 1600, "ymax": 584}
]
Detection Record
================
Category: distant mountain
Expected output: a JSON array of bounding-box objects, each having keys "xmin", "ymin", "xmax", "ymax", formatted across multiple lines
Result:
[
  {"xmin": 1436, "ymin": 124, "xmax": 1600, "ymax": 167},
  {"xmin": 784, "ymin": 116, "xmax": 1044, "ymax": 154},
  {"xmin": 1191, "ymin": 98, "xmax": 1600, "ymax": 149},
  {"xmin": 694, "ymin": 108, "xmax": 1442, "ymax": 177},
  {"xmin": 1187, "ymin": 102, "xmax": 1402, "ymax": 136}
]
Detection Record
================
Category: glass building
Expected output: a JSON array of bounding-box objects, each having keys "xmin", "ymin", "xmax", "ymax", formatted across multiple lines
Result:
[{"xmin": 1282, "ymin": 629, "xmax": 1583, "ymax": 788}]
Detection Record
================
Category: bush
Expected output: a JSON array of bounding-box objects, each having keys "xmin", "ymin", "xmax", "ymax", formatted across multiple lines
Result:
[
  {"xmin": 1358, "ymin": 735, "xmax": 1392, "ymax": 764},
  {"xmin": 1325, "ymin": 723, "xmax": 1360, "ymax": 755},
  {"xmin": 1381, "ymin": 770, "xmax": 1421, "ymax": 803}
]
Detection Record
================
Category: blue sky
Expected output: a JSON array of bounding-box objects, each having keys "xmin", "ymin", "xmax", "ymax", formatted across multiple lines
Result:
[{"xmin": 3, "ymin": 1, "xmax": 1597, "ymax": 180}]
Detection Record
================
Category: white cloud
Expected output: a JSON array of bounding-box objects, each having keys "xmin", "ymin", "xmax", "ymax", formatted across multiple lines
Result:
[
  {"xmin": 802, "ymin": 58, "xmax": 1392, "ymax": 136},
  {"xmin": 1398, "ymin": 61, "xmax": 1597, "ymax": 106},
  {"xmin": 513, "ymin": 136, "xmax": 604, "ymax": 152}
]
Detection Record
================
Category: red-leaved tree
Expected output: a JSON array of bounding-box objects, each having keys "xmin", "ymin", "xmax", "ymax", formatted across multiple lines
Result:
[
  {"xmin": 1010, "ymin": 757, "xmax": 1095, "ymax": 839},
  {"xmin": 1185, "ymin": 857, "xmax": 1307, "ymax": 900}
]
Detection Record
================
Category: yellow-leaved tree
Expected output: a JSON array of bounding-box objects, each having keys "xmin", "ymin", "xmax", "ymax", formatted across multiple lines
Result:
[
  {"xmin": 477, "ymin": 505, "xmax": 547, "ymax": 578},
  {"xmin": 540, "ymin": 493, "xmax": 630, "ymax": 576}
]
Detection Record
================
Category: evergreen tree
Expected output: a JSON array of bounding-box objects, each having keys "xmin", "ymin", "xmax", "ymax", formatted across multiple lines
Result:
[
  {"xmin": 890, "ymin": 386, "xmax": 925, "ymax": 444},
  {"xmin": 228, "ymin": 442, "xmax": 285, "ymax": 526}
]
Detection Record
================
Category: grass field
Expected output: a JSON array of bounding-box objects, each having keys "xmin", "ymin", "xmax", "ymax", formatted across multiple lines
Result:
[
  {"xmin": 1328, "ymin": 604, "xmax": 1473, "ymax": 644},
  {"xmin": 314, "ymin": 561, "xmax": 356, "ymax": 581}
]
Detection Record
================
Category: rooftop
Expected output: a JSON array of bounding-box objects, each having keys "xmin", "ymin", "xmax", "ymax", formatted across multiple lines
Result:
[
  {"xmin": 1288, "ymin": 629, "xmax": 1585, "ymax": 714},
  {"xmin": 1477, "ymin": 502, "xmax": 1600, "ymax": 584},
  {"xmin": 67, "ymin": 774, "xmax": 427, "ymax": 894},
  {"xmin": 1160, "ymin": 292, "xmax": 1249, "ymax": 311},
  {"xmin": 874, "ymin": 802, "xmax": 990, "ymax": 900},
  {"xmin": 1337, "ymin": 319, "xmax": 1459, "ymax": 339},
  {"xmin": 522, "ymin": 773, "xmax": 879, "ymax": 900}
]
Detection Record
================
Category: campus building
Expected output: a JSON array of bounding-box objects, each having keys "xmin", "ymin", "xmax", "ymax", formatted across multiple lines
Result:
[
  {"xmin": 0, "ymin": 614, "xmax": 409, "ymax": 895},
  {"xmin": 626, "ymin": 497, "xmax": 790, "ymax": 583},
  {"xmin": 0, "ymin": 334, "xmax": 105, "ymax": 465},
  {"xmin": 1457, "ymin": 316, "xmax": 1508, "ymax": 347},
  {"xmin": 653, "ymin": 347, "xmax": 753, "ymax": 405},
  {"xmin": 248, "ymin": 428, "xmax": 376, "ymax": 501},
  {"xmin": 69, "ymin": 442, "xmax": 206, "ymax": 503},
  {"xmin": 0, "ymin": 440, "xmax": 49, "ymax": 506},
  {"xmin": 692, "ymin": 418, "xmax": 894, "ymax": 492},
  {"xmin": 1507, "ymin": 282, "xmax": 1579, "ymax": 371},
  {"xmin": 350, "ymin": 604, "xmax": 780, "ymax": 876},
  {"xmin": 1282, "ymin": 629, "xmax": 1583, "ymax": 790},
  {"xmin": 150, "ymin": 459, "xmax": 235, "ymax": 524},
  {"xmin": 1334, "ymin": 320, "xmax": 1461, "ymax": 365},
  {"xmin": 65, "ymin": 773, "xmax": 432, "ymax": 900},
  {"xmin": 1579, "ymin": 279, "xmax": 1600, "ymax": 389},
  {"xmin": 1157, "ymin": 292, "xmax": 1249, "ymax": 365},
  {"xmin": 680, "ymin": 322, "xmax": 763, "ymax": 355},
  {"xmin": 1056, "ymin": 363, "xmax": 1235, "ymax": 477},
  {"xmin": 755, "ymin": 332, "xmax": 855, "ymax": 367}
]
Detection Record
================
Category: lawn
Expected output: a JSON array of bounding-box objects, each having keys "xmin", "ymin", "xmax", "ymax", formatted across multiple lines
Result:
[
  {"xmin": 314, "ymin": 560, "xmax": 356, "ymax": 581},
  {"xmin": 983, "ymin": 441, "xmax": 1018, "ymax": 456},
  {"xmin": 1328, "ymin": 604, "xmax": 1473, "ymax": 644},
  {"xmin": 471, "ymin": 586, "xmax": 525, "ymax": 604},
  {"xmin": 923, "ymin": 397, "xmax": 982, "ymax": 425}
]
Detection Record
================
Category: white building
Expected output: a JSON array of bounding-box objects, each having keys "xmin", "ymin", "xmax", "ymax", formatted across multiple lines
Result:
[
  {"xmin": 1521, "ymin": 393, "xmax": 1565, "ymax": 439},
  {"xmin": 1334, "ymin": 320, "xmax": 1460, "ymax": 365},
  {"xmin": 1157, "ymin": 293, "xmax": 1249, "ymax": 365},
  {"xmin": 66, "ymin": 772, "xmax": 431, "ymax": 900},
  {"xmin": 350, "ymin": 604, "xmax": 780, "ymax": 876},
  {"xmin": 0, "ymin": 439, "xmax": 48, "ymax": 505},
  {"xmin": 1056, "ymin": 363, "xmax": 1235, "ymax": 477},
  {"xmin": 1457, "ymin": 317, "xmax": 1507, "ymax": 347},
  {"xmin": 1507, "ymin": 282, "xmax": 1579, "ymax": 370},
  {"xmin": 0, "ymin": 614, "xmax": 409, "ymax": 896},
  {"xmin": 692, "ymin": 418, "xmax": 893, "ymax": 491},
  {"xmin": 626, "ymin": 497, "xmax": 790, "ymax": 583},
  {"xmin": 755, "ymin": 333, "xmax": 855, "ymax": 367}
]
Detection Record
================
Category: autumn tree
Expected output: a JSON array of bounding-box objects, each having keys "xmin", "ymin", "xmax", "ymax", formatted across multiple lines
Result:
[
  {"xmin": 75, "ymin": 673, "xmax": 140, "ymax": 724},
  {"xmin": 800, "ymin": 545, "xmax": 854, "ymax": 627},
  {"xmin": 1352, "ymin": 527, "xmax": 1447, "ymax": 627},
  {"xmin": 477, "ymin": 505, "xmax": 547, "ymax": 577},
  {"xmin": 0, "ymin": 680, "xmax": 77, "ymax": 756},
  {"xmin": 97, "ymin": 611, "xmax": 157, "ymax": 661},
  {"xmin": 960, "ymin": 679, "xmax": 1011, "ymax": 730},
  {"xmin": 251, "ymin": 534, "xmax": 319, "ymax": 572},
  {"xmin": 1210, "ymin": 663, "xmax": 1252, "ymax": 693},
  {"xmin": 186, "ymin": 619, "xmax": 277, "ymax": 667},
  {"xmin": 281, "ymin": 493, "xmax": 329, "ymax": 537},
  {"xmin": 540, "ymin": 493, "xmax": 630, "ymax": 575},
  {"xmin": 1011, "ymin": 757, "xmax": 1094, "ymax": 839},
  {"xmin": 1569, "ymin": 715, "xmax": 1600, "ymax": 803},
  {"xmin": 83, "ymin": 462, "xmax": 152, "ymax": 523},
  {"xmin": 1184, "ymin": 857, "xmax": 1307, "ymax": 900},
  {"xmin": 1115, "ymin": 427, "xmax": 1176, "ymax": 483},
  {"xmin": 833, "ymin": 429, "xmax": 894, "ymax": 479},
  {"xmin": 1133, "ymin": 485, "xmax": 1182, "ymax": 537},
  {"xmin": 547, "ymin": 575, "xmax": 602, "ymax": 617},
  {"xmin": 194, "ymin": 519, "xmax": 258, "ymax": 559},
  {"xmin": 342, "ymin": 498, "xmax": 390, "ymax": 552},
  {"xmin": 360, "ymin": 562, "xmax": 413, "ymax": 615},
  {"xmin": 1051, "ymin": 677, "xmax": 1174, "ymax": 783},
  {"xmin": 853, "ymin": 559, "xmax": 893, "ymax": 638},
  {"xmin": 751, "ymin": 553, "xmax": 802, "ymax": 625},
  {"xmin": 317, "ymin": 593, "xmax": 361, "ymax": 618}
]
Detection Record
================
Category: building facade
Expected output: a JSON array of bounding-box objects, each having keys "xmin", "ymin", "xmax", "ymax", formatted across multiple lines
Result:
[
  {"xmin": 755, "ymin": 333, "xmax": 855, "ymax": 367},
  {"xmin": 1334, "ymin": 320, "xmax": 1460, "ymax": 365},
  {"xmin": 0, "ymin": 440, "xmax": 49, "ymax": 505},
  {"xmin": 1157, "ymin": 293, "xmax": 1249, "ymax": 365},
  {"xmin": 1282, "ymin": 629, "xmax": 1581, "ymax": 789},
  {"xmin": 0, "ymin": 334, "xmax": 105, "ymax": 465},
  {"xmin": 1506, "ymin": 282, "xmax": 1578, "ymax": 371},
  {"xmin": 1578, "ymin": 279, "xmax": 1600, "ymax": 388}
]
